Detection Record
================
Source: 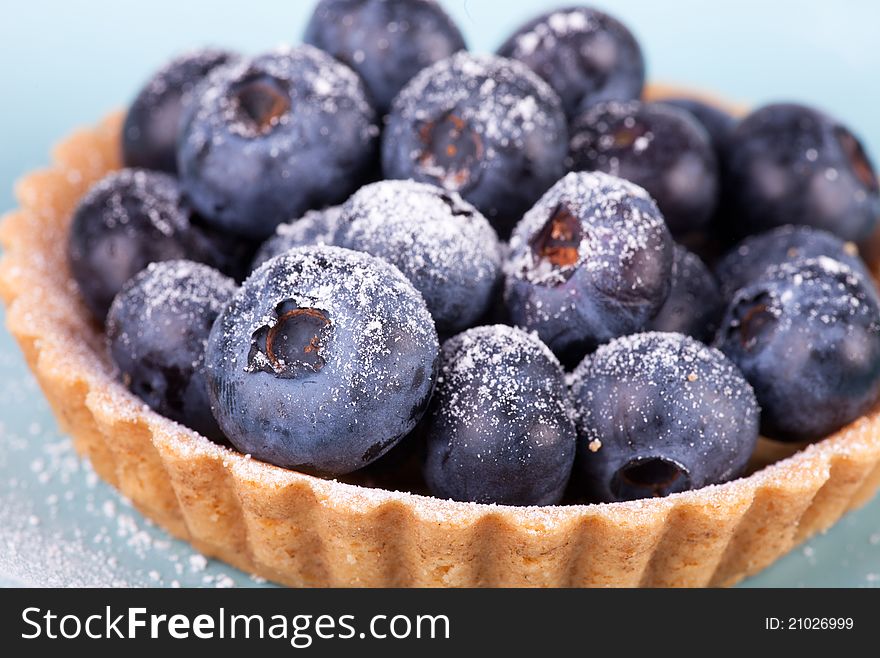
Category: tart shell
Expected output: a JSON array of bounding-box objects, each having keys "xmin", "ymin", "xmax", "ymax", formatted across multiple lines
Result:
[{"xmin": 2, "ymin": 87, "xmax": 880, "ymax": 587}]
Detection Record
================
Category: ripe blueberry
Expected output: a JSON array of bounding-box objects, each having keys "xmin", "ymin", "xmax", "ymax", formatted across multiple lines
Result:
[
  {"xmin": 423, "ymin": 325, "xmax": 576, "ymax": 505},
  {"xmin": 571, "ymin": 332, "xmax": 759, "ymax": 502},
  {"xmin": 106, "ymin": 260, "xmax": 236, "ymax": 442},
  {"xmin": 382, "ymin": 52, "xmax": 568, "ymax": 238},
  {"xmin": 205, "ymin": 246, "xmax": 438, "ymax": 475},
  {"xmin": 504, "ymin": 171, "xmax": 673, "ymax": 365}
]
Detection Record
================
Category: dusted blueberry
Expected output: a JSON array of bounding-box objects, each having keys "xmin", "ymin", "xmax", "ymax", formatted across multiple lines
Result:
[
  {"xmin": 714, "ymin": 257, "xmax": 880, "ymax": 442},
  {"xmin": 571, "ymin": 332, "xmax": 759, "ymax": 502},
  {"xmin": 723, "ymin": 103, "xmax": 880, "ymax": 242},
  {"xmin": 504, "ymin": 172, "xmax": 673, "ymax": 365},
  {"xmin": 647, "ymin": 244, "xmax": 722, "ymax": 342},
  {"xmin": 660, "ymin": 97, "xmax": 736, "ymax": 159},
  {"xmin": 251, "ymin": 206, "xmax": 343, "ymax": 270},
  {"xmin": 497, "ymin": 6, "xmax": 644, "ymax": 119},
  {"xmin": 67, "ymin": 169, "xmax": 216, "ymax": 321},
  {"xmin": 178, "ymin": 46, "xmax": 379, "ymax": 240},
  {"xmin": 423, "ymin": 325, "xmax": 576, "ymax": 505},
  {"xmin": 122, "ymin": 49, "xmax": 237, "ymax": 173},
  {"xmin": 336, "ymin": 180, "xmax": 502, "ymax": 335},
  {"xmin": 304, "ymin": 0, "xmax": 466, "ymax": 114},
  {"xmin": 714, "ymin": 224, "xmax": 872, "ymax": 300},
  {"xmin": 205, "ymin": 246, "xmax": 439, "ymax": 475},
  {"xmin": 568, "ymin": 100, "xmax": 719, "ymax": 236},
  {"xmin": 382, "ymin": 52, "xmax": 568, "ymax": 238},
  {"xmin": 106, "ymin": 261, "xmax": 235, "ymax": 442}
]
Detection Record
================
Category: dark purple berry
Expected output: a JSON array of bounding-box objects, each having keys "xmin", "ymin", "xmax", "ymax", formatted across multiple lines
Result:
[
  {"xmin": 714, "ymin": 257, "xmax": 880, "ymax": 442},
  {"xmin": 106, "ymin": 260, "xmax": 236, "ymax": 442},
  {"xmin": 498, "ymin": 6, "xmax": 644, "ymax": 119},
  {"xmin": 568, "ymin": 100, "xmax": 719, "ymax": 236},
  {"xmin": 423, "ymin": 325, "xmax": 576, "ymax": 505},
  {"xmin": 304, "ymin": 0, "xmax": 466, "ymax": 114},
  {"xmin": 205, "ymin": 246, "xmax": 438, "ymax": 475},
  {"xmin": 382, "ymin": 52, "xmax": 568, "ymax": 238},
  {"xmin": 571, "ymin": 332, "xmax": 759, "ymax": 502},
  {"xmin": 122, "ymin": 49, "xmax": 237, "ymax": 173},
  {"xmin": 178, "ymin": 46, "xmax": 379, "ymax": 240},
  {"xmin": 723, "ymin": 103, "xmax": 880, "ymax": 242},
  {"xmin": 504, "ymin": 171, "xmax": 673, "ymax": 365}
]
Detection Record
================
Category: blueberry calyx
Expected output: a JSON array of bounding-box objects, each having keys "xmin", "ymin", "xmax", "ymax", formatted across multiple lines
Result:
[
  {"xmin": 529, "ymin": 203, "xmax": 583, "ymax": 274},
  {"xmin": 727, "ymin": 293, "xmax": 777, "ymax": 351},
  {"xmin": 248, "ymin": 304, "xmax": 331, "ymax": 377},
  {"xmin": 231, "ymin": 74, "xmax": 291, "ymax": 136},
  {"xmin": 835, "ymin": 126, "xmax": 879, "ymax": 192},
  {"xmin": 611, "ymin": 456, "xmax": 692, "ymax": 500},
  {"xmin": 416, "ymin": 111, "xmax": 484, "ymax": 191},
  {"xmin": 611, "ymin": 119, "xmax": 649, "ymax": 149}
]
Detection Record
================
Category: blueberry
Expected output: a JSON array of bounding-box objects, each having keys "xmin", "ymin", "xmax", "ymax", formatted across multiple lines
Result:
[
  {"xmin": 504, "ymin": 171, "xmax": 673, "ymax": 365},
  {"xmin": 205, "ymin": 246, "xmax": 439, "ymax": 475},
  {"xmin": 568, "ymin": 100, "xmax": 719, "ymax": 236},
  {"xmin": 714, "ymin": 224, "xmax": 872, "ymax": 300},
  {"xmin": 251, "ymin": 206, "xmax": 343, "ymax": 270},
  {"xmin": 67, "ymin": 169, "xmax": 216, "ymax": 320},
  {"xmin": 106, "ymin": 261, "xmax": 235, "ymax": 442},
  {"xmin": 647, "ymin": 244, "xmax": 722, "ymax": 342},
  {"xmin": 422, "ymin": 325, "xmax": 576, "ymax": 505},
  {"xmin": 571, "ymin": 332, "xmax": 759, "ymax": 502},
  {"xmin": 497, "ymin": 6, "xmax": 644, "ymax": 119},
  {"xmin": 122, "ymin": 49, "xmax": 237, "ymax": 173},
  {"xmin": 660, "ymin": 97, "xmax": 736, "ymax": 159},
  {"xmin": 723, "ymin": 103, "xmax": 880, "ymax": 242},
  {"xmin": 382, "ymin": 52, "xmax": 568, "ymax": 238},
  {"xmin": 178, "ymin": 46, "xmax": 379, "ymax": 240},
  {"xmin": 714, "ymin": 257, "xmax": 880, "ymax": 442},
  {"xmin": 304, "ymin": 0, "xmax": 466, "ymax": 114},
  {"xmin": 184, "ymin": 216, "xmax": 261, "ymax": 283},
  {"xmin": 336, "ymin": 180, "xmax": 502, "ymax": 335}
]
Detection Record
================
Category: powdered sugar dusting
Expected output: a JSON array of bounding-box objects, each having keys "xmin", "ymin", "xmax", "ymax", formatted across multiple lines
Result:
[
  {"xmin": 434, "ymin": 324, "xmax": 572, "ymax": 432},
  {"xmin": 76, "ymin": 169, "xmax": 186, "ymax": 237},
  {"xmin": 107, "ymin": 259, "xmax": 236, "ymax": 336},
  {"xmin": 389, "ymin": 51, "xmax": 565, "ymax": 164},
  {"xmin": 182, "ymin": 44, "xmax": 378, "ymax": 155},
  {"xmin": 338, "ymin": 180, "xmax": 501, "ymax": 333},
  {"xmin": 571, "ymin": 331, "xmax": 760, "ymax": 479},
  {"xmin": 506, "ymin": 171, "xmax": 664, "ymax": 287},
  {"xmin": 514, "ymin": 9, "xmax": 597, "ymax": 57}
]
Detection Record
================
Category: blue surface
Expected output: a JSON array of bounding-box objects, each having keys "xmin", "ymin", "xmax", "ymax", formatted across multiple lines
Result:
[{"xmin": 1, "ymin": 0, "xmax": 879, "ymax": 586}]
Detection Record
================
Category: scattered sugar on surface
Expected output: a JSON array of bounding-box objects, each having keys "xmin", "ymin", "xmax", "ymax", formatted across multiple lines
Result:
[
  {"xmin": 0, "ymin": 362, "xmax": 264, "ymax": 587},
  {"xmin": 512, "ymin": 8, "xmax": 598, "ymax": 57}
]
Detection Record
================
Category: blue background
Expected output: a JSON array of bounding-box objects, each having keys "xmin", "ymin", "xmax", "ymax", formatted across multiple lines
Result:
[{"xmin": 0, "ymin": 0, "xmax": 878, "ymax": 586}]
